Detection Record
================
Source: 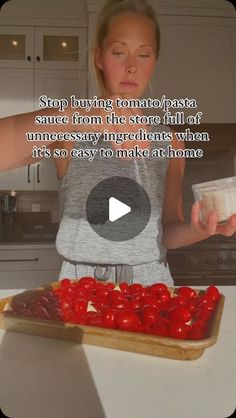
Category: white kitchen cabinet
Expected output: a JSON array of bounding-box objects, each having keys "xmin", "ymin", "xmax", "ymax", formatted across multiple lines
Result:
[
  {"xmin": 0, "ymin": 244, "xmax": 62, "ymax": 289},
  {"xmin": 0, "ymin": 160, "xmax": 60, "ymax": 191},
  {"xmin": 0, "ymin": 24, "xmax": 87, "ymax": 190}
]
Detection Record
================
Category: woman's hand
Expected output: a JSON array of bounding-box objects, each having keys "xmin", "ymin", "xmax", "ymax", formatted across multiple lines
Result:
[{"xmin": 191, "ymin": 201, "xmax": 236, "ymax": 237}]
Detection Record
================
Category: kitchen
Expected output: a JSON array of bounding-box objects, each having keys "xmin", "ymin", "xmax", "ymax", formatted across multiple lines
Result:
[{"xmin": 0, "ymin": 2, "xmax": 236, "ymax": 418}]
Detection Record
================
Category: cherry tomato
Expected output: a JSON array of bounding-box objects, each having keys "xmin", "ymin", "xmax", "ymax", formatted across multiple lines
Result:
[
  {"xmin": 156, "ymin": 291, "xmax": 171, "ymax": 304},
  {"xmin": 197, "ymin": 295, "xmax": 215, "ymax": 310},
  {"xmin": 11, "ymin": 301, "xmax": 27, "ymax": 314},
  {"xmin": 60, "ymin": 278, "xmax": 71, "ymax": 289},
  {"xmin": 77, "ymin": 276, "xmax": 96, "ymax": 290},
  {"xmin": 96, "ymin": 287, "xmax": 109, "ymax": 301},
  {"xmin": 185, "ymin": 300, "xmax": 198, "ymax": 314},
  {"xmin": 105, "ymin": 282, "xmax": 115, "ymax": 292},
  {"xmin": 177, "ymin": 286, "xmax": 197, "ymax": 299},
  {"xmin": 107, "ymin": 290, "xmax": 124, "ymax": 304},
  {"xmin": 129, "ymin": 297, "xmax": 142, "ymax": 311},
  {"xmin": 119, "ymin": 282, "xmax": 130, "ymax": 295},
  {"xmin": 115, "ymin": 309, "xmax": 140, "ymax": 331},
  {"xmin": 129, "ymin": 284, "xmax": 143, "ymax": 294},
  {"xmin": 86, "ymin": 313, "xmax": 103, "ymax": 327},
  {"xmin": 188, "ymin": 328, "xmax": 205, "ymax": 340},
  {"xmin": 147, "ymin": 321, "xmax": 168, "ymax": 337},
  {"xmin": 168, "ymin": 306, "xmax": 191, "ymax": 323},
  {"xmin": 194, "ymin": 306, "xmax": 212, "ymax": 321},
  {"xmin": 206, "ymin": 286, "xmax": 220, "ymax": 302},
  {"xmin": 149, "ymin": 283, "xmax": 168, "ymax": 295},
  {"xmin": 141, "ymin": 294, "xmax": 160, "ymax": 310},
  {"xmin": 102, "ymin": 308, "xmax": 117, "ymax": 329},
  {"xmin": 29, "ymin": 304, "xmax": 50, "ymax": 320},
  {"xmin": 72, "ymin": 299, "xmax": 88, "ymax": 315},
  {"xmin": 30, "ymin": 295, "xmax": 50, "ymax": 308},
  {"xmin": 141, "ymin": 305, "xmax": 159, "ymax": 326},
  {"xmin": 168, "ymin": 322, "xmax": 189, "ymax": 339},
  {"xmin": 169, "ymin": 296, "xmax": 186, "ymax": 308},
  {"xmin": 112, "ymin": 299, "xmax": 130, "ymax": 310}
]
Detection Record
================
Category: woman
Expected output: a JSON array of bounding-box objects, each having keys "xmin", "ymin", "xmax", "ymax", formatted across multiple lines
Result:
[{"xmin": 0, "ymin": 0, "xmax": 235, "ymax": 285}]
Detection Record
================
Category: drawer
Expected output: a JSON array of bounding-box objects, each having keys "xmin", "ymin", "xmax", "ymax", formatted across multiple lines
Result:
[
  {"xmin": 0, "ymin": 270, "xmax": 60, "ymax": 289},
  {"xmin": 0, "ymin": 249, "xmax": 61, "ymax": 271}
]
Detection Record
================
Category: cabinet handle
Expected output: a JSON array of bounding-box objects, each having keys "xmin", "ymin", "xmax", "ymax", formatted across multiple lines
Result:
[
  {"xmin": 36, "ymin": 56, "xmax": 41, "ymax": 62},
  {"xmin": 0, "ymin": 258, "xmax": 39, "ymax": 262},
  {"xmin": 37, "ymin": 164, "xmax": 40, "ymax": 183},
  {"xmin": 27, "ymin": 56, "xmax": 32, "ymax": 61},
  {"xmin": 27, "ymin": 165, "xmax": 31, "ymax": 183}
]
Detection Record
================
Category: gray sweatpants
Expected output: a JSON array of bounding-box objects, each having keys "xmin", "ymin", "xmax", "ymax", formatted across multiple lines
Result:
[{"xmin": 58, "ymin": 259, "xmax": 174, "ymax": 286}]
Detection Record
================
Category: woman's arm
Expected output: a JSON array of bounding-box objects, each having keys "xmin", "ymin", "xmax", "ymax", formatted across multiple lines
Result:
[
  {"xmin": 0, "ymin": 107, "xmax": 74, "ymax": 171},
  {"xmin": 162, "ymin": 134, "xmax": 236, "ymax": 249}
]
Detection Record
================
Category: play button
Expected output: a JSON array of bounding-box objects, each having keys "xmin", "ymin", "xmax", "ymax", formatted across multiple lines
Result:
[
  {"xmin": 86, "ymin": 176, "xmax": 151, "ymax": 242},
  {"xmin": 109, "ymin": 197, "xmax": 131, "ymax": 222}
]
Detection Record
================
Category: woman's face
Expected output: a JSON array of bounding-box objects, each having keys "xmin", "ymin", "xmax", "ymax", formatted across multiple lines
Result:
[{"xmin": 95, "ymin": 13, "xmax": 157, "ymax": 98}]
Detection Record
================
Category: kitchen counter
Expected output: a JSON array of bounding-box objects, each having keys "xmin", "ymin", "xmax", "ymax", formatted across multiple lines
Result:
[
  {"xmin": 0, "ymin": 286, "xmax": 235, "ymax": 418},
  {"xmin": 0, "ymin": 242, "xmax": 56, "ymax": 249}
]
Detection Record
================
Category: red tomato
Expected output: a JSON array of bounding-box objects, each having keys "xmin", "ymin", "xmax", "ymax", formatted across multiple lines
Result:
[
  {"xmin": 96, "ymin": 287, "xmax": 109, "ymax": 301},
  {"xmin": 188, "ymin": 328, "xmax": 205, "ymax": 340},
  {"xmin": 30, "ymin": 295, "xmax": 50, "ymax": 308},
  {"xmin": 115, "ymin": 309, "xmax": 140, "ymax": 331},
  {"xmin": 112, "ymin": 299, "xmax": 130, "ymax": 310},
  {"xmin": 185, "ymin": 300, "xmax": 198, "ymax": 314},
  {"xmin": 73, "ymin": 288, "xmax": 89, "ymax": 301},
  {"xmin": 102, "ymin": 308, "xmax": 118, "ymax": 329},
  {"xmin": 147, "ymin": 322, "xmax": 168, "ymax": 337},
  {"xmin": 129, "ymin": 297, "xmax": 142, "ymax": 311},
  {"xmin": 119, "ymin": 282, "xmax": 130, "ymax": 295},
  {"xmin": 77, "ymin": 276, "xmax": 96, "ymax": 290},
  {"xmin": 169, "ymin": 296, "xmax": 186, "ymax": 307},
  {"xmin": 105, "ymin": 283, "xmax": 115, "ymax": 292},
  {"xmin": 168, "ymin": 306, "xmax": 191, "ymax": 323},
  {"xmin": 141, "ymin": 305, "xmax": 159, "ymax": 326},
  {"xmin": 107, "ymin": 290, "xmax": 124, "ymax": 304},
  {"xmin": 29, "ymin": 304, "xmax": 50, "ymax": 320},
  {"xmin": 11, "ymin": 301, "xmax": 27, "ymax": 314},
  {"xmin": 177, "ymin": 286, "xmax": 197, "ymax": 299},
  {"xmin": 129, "ymin": 283, "xmax": 143, "ymax": 294},
  {"xmin": 72, "ymin": 299, "xmax": 88, "ymax": 315},
  {"xmin": 85, "ymin": 313, "xmax": 103, "ymax": 327},
  {"xmin": 194, "ymin": 306, "xmax": 212, "ymax": 321},
  {"xmin": 156, "ymin": 291, "xmax": 171, "ymax": 304},
  {"xmin": 149, "ymin": 283, "xmax": 168, "ymax": 295},
  {"xmin": 197, "ymin": 295, "xmax": 215, "ymax": 310},
  {"xmin": 48, "ymin": 307, "xmax": 63, "ymax": 321},
  {"xmin": 141, "ymin": 294, "xmax": 160, "ymax": 310},
  {"xmin": 206, "ymin": 286, "xmax": 220, "ymax": 302},
  {"xmin": 60, "ymin": 278, "xmax": 71, "ymax": 289},
  {"xmin": 168, "ymin": 322, "xmax": 189, "ymax": 339}
]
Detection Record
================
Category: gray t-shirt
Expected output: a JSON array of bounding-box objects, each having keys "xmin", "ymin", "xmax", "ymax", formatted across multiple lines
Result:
[{"xmin": 56, "ymin": 125, "xmax": 174, "ymax": 285}]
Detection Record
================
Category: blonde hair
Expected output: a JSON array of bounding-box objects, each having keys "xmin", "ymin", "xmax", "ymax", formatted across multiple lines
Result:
[{"xmin": 89, "ymin": 0, "xmax": 160, "ymax": 95}]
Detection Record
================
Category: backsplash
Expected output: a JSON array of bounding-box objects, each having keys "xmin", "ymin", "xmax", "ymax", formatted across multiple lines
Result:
[{"xmin": 0, "ymin": 190, "xmax": 60, "ymax": 223}]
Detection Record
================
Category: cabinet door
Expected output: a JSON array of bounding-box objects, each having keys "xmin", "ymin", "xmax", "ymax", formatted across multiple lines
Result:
[
  {"xmin": 34, "ymin": 69, "xmax": 88, "ymax": 106},
  {"xmin": 0, "ymin": 26, "xmax": 34, "ymax": 69},
  {"xmin": 0, "ymin": 166, "xmax": 32, "ymax": 191},
  {"xmin": 34, "ymin": 27, "xmax": 87, "ymax": 71},
  {"xmin": 32, "ymin": 160, "xmax": 60, "ymax": 191},
  {"xmin": 0, "ymin": 68, "xmax": 33, "ymax": 117},
  {"xmin": 0, "ymin": 67, "xmax": 34, "ymax": 190}
]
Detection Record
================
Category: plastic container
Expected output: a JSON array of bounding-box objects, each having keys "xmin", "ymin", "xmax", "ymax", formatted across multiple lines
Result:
[{"xmin": 192, "ymin": 176, "xmax": 236, "ymax": 224}]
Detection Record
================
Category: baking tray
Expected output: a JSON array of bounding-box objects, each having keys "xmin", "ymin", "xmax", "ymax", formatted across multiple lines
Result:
[{"xmin": 0, "ymin": 282, "xmax": 225, "ymax": 360}]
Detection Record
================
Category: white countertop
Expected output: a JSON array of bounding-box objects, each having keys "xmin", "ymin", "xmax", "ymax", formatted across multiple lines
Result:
[{"xmin": 0, "ymin": 286, "xmax": 235, "ymax": 418}]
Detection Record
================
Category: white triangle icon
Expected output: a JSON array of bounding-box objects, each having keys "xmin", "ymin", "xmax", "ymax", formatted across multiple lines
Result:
[{"xmin": 109, "ymin": 197, "xmax": 131, "ymax": 222}]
